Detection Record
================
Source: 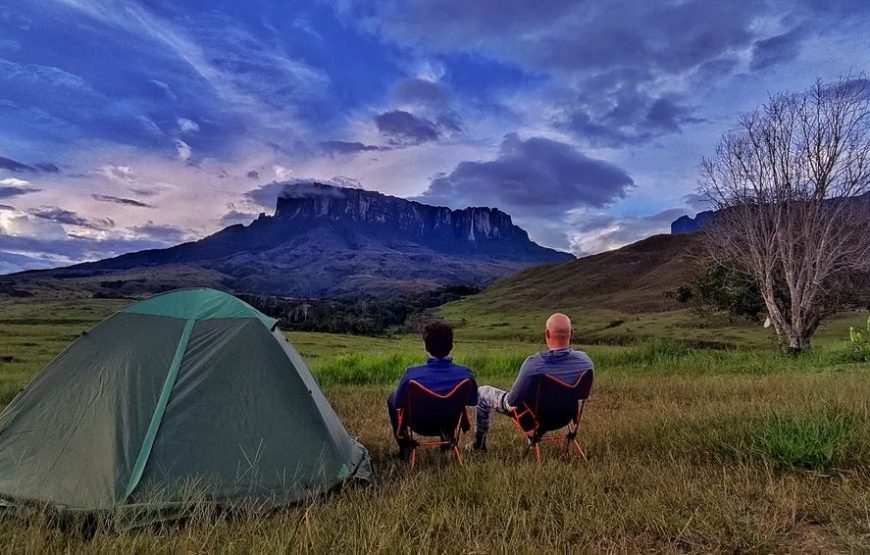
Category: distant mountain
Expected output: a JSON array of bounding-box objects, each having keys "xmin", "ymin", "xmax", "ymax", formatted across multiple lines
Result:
[
  {"xmin": 672, "ymin": 192, "xmax": 870, "ymax": 234},
  {"xmin": 2, "ymin": 183, "xmax": 573, "ymax": 298}
]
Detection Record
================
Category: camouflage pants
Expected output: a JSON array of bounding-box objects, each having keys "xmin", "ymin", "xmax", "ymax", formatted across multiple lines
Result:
[{"xmin": 475, "ymin": 385, "xmax": 512, "ymax": 436}]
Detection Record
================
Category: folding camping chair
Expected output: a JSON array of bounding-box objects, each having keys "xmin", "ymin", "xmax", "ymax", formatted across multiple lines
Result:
[
  {"xmin": 509, "ymin": 369, "xmax": 593, "ymax": 463},
  {"xmin": 394, "ymin": 378, "xmax": 477, "ymax": 469}
]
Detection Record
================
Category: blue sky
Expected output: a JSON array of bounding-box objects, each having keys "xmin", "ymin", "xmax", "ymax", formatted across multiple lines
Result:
[{"xmin": 1, "ymin": 0, "xmax": 869, "ymax": 272}]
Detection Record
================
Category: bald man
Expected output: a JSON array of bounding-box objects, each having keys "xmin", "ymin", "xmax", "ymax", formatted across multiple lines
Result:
[{"xmin": 472, "ymin": 313, "xmax": 594, "ymax": 451}]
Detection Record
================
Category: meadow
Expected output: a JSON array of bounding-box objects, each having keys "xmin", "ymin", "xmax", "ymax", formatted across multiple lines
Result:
[{"xmin": 0, "ymin": 298, "xmax": 869, "ymax": 552}]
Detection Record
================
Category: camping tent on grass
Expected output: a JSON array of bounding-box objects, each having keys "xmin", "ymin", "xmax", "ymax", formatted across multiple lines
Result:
[{"xmin": 0, "ymin": 288, "xmax": 371, "ymax": 516}]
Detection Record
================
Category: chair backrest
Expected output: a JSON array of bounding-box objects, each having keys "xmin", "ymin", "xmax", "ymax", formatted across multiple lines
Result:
[
  {"xmin": 519, "ymin": 370, "xmax": 593, "ymax": 433},
  {"xmin": 404, "ymin": 378, "xmax": 477, "ymax": 437}
]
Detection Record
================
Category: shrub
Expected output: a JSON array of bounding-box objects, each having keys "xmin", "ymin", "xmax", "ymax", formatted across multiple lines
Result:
[{"xmin": 849, "ymin": 316, "xmax": 870, "ymax": 362}]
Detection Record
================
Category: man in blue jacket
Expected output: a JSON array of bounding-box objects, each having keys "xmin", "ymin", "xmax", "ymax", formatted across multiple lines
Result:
[
  {"xmin": 388, "ymin": 321, "xmax": 478, "ymax": 456},
  {"xmin": 472, "ymin": 313, "xmax": 594, "ymax": 451}
]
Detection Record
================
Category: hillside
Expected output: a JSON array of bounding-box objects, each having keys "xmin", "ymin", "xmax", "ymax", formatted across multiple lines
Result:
[
  {"xmin": 456, "ymin": 232, "xmax": 700, "ymax": 314},
  {"xmin": 0, "ymin": 182, "xmax": 573, "ymax": 299}
]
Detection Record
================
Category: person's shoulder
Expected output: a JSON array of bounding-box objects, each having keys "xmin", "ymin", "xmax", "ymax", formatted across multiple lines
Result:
[
  {"xmin": 570, "ymin": 349, "xmax": 595, "ymax": 366},
  {"xmin": 402, "ymin": 363, "xmax": 428, "ymax": 376},
  {"xmin": 450, "ymin": 362, "xmax": 475, "ymax": 375}
]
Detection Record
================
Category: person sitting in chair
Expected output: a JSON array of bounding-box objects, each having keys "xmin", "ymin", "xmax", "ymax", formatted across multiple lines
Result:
[
  {"xmin": 472, "ymin": 313, "xmax": 593, "ymax": 451},
  {"xmin": 387, "ymin": 321, "xmax": 477, "ymax": 457}
]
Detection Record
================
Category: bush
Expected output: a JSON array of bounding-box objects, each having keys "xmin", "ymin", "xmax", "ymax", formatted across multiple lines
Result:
[{"xmin": 849, "ymin": 315, "xmax": 870, "ymax": 362}]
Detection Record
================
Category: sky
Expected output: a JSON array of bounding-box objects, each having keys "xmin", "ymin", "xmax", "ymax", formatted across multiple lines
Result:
[{"xmin": 1, "ymin": 0, "xmax": 869, "ymax": 273}]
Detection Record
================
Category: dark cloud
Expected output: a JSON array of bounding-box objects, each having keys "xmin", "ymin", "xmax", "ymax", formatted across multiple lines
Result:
[
  {"xmin": 0, "ymin": 155, "xmax": 59, "ymax": 173},
  {"xmin": 131, "ymin": 222, "xmax": 187, "ymax": 243},
  {"xmin": 392, "ymin": 78, "xmax": 450, "ymax": 109},
  {"xmin": 559, "ymin": 89, "xmax": 703, "ymax": 147},
  {"xmin": 246, "ymin": 170, "xmax": 259, "ymax": 179},
  {"xmin": 319, "ymin": 141, "xmax": 389, "ymax": 155},
  {"xmin": 374, "ymin": 110, "xmax": 441, "ymax": 144},
  {"xmin": 91, "ymin": 194, "xmax": 151, "ymax": 207},
  {"xmin": 243, "ymin": 182, "xmax": 289, "ymax": 209},
  {"xmin": 0, "ymin": 204, "xmax": 14, "ymax": 211},
  {"xmin": 0, "ymin": 156, "xmax": 34, "ymax": 172},
  {"xmin": 0, "ymin": 186, "xmax": 41, "ymax": 198},
  {"xmin": 128, "ymin": 187, "xmax": 161, "ymax": 197},
  {"xmin": 30, "ymin": 207, "xmax": 114, "ymax": 230},
  {"xmin": 33, "ymin": 162, "xmax": 59, "ymax": 172},
  {"xmin": 417, "ymin": 133, "xmax": 634, "ymax": 217},
  {"xmin": 750, "ymin": 27, "xmax": 807, "ymax": 71}
]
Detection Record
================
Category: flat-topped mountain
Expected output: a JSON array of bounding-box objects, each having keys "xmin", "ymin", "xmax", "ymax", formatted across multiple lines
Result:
[{"xmin": 2, "ymin": 183, "xmax": 573, "ymax": 298}]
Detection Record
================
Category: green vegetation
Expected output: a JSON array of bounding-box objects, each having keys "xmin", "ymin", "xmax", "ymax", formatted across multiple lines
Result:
[
  {"xmin": 1, "ymin": 298, "xmax": 869, "ymax": 552},
  {"xmin": 850, "ymin": 316, "xmax": 870, "ymax": 362}
]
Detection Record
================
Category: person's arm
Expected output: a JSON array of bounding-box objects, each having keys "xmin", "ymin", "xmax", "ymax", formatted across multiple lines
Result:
[{"xmin": 505, "ymin": 357, "xmax": 536, "ymax": 407}]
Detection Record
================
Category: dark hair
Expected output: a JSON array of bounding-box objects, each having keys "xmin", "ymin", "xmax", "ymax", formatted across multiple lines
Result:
[{"xmin": 423, "ymin": 321, "xmax": 453, "ymax": 359}]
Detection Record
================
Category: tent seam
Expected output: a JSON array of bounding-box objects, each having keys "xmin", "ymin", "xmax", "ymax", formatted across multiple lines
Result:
[{"xmin": 122, "ymin": 318, "xmax": 195, "ymax": 501}]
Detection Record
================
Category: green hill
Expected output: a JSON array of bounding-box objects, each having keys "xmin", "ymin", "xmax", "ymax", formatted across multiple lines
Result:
[{"xmin": 437, "ymin": 232, "xmax": 840, "ymax": 349}]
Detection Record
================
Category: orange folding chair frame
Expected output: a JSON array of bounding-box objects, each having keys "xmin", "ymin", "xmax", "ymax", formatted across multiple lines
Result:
[
  {"xmin": 509, "ymin": 372, "xmax": 591, "ymax": 463},
  {"xmin": 394, "ymin": 378, "xmax": 473, "ymax": 469}
]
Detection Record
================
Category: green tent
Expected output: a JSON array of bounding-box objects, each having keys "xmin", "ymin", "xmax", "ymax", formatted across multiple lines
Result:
[{"xmin": 0, "ymin": 288, "xmax": 371, "ymax": 514}]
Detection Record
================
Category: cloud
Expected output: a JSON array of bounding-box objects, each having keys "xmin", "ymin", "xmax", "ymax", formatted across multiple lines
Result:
[
  {"xmin": 29, "ymin": 207, "xmax": 114, "ymax": 230},
  {"xmin": 417, "ymin": 133, "xmax": 634, "ymax": 216},
  {"xmin": 177, "ymin": 117, "xmax": 200, "ymax": 134},
  {"xmin": 319, "ymin": 141, "xmax": 388, "ymax": 155},
  {"xmin": 392, "ymin": 78, "xmax": 450, "ymax": 109},
  {"xmin": 374, "ymin": 110, "xmax": 441, "ymax": 144},
  {"xmin": 559, "ymin": 88, "xmax": 704, "ymax": 147},
  {"xmin": 99, "ymin": 165, "xmax": 135, "ymax": 181},
  {"xmin": 0, "ymin": 186, "xmax": 41, "ymax": 198},
  {"xmin": 175, "ymin": 139, "xmax": 192, "ymax": 161},
  {"xmin": 0, "ymin": 178, "xmax": 30, "ymax": 187},
  {"xmin": 243, "ymin": 181, "xmax": 290, "ymax": 209},
  {"xmin": 91, "ymin": 194, "xmax": 151, "ymax": 207},
  {"xmin": 0, "ymin": 155, "xmax": 61, "ymax": 173},
  {"xmin": 0, "ymin": 233, "xmax": 174, "ymax": 273},
  {"xmin": 682, "ymin": 193, "xmax": 712, "ymax": 211},
  {"xmin": 273, "ymin": 165, "xmax": 293, "ymax": 180},
  {"xmin": 131, "ymin": 222, "xmax": 188, "ymax": 243},
  {"xmin": 750, "ymin": 27, "xmax": 807, "ymax": 71},
  {"xmin": 219, "ymin": 210, "xmax": 259, "ymax": 227},
  {"xmin": 0, "ymin": 156, "xmax": 35, "ymax": 172},
  {"xmin": 568, "ymin": 208, "xmax": 687, "ymax": 256}
]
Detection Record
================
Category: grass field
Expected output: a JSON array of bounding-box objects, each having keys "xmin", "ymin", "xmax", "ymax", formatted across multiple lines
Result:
[{"xmin": 1, "ymin": 298, "xmax": 869, "ymax": 552}]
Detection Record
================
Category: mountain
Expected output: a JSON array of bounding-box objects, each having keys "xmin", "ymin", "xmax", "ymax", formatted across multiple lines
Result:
[
  {"xmin": 672, "ymin": 192, "xmax": 870, "ymax": 233},
  {"xmin": 1, "ymin": 183, "xmax": 573, "ymax": 298}
]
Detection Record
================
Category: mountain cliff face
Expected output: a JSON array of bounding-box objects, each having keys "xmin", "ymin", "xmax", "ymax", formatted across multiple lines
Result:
[
  {"xmin": 5, "ymin": 182, "xmax": 573, "ymax": 298},
  {"xmin": 671, "ymin": 192, "xmax": 870, "ymax": 234}
]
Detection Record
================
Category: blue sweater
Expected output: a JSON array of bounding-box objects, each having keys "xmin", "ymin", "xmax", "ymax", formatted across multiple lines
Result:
[
  {"xmin": 506, "ymin": 348, "xmax": 594, "ymax": 406},
  {"xmin": 391, "ymin": 358, "xmax": 478, "ymax": 407}
]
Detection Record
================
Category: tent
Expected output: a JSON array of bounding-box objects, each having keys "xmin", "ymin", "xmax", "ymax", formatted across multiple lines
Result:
[{"xmin": 0, "ymin": 288, "xmax": 371, "ymax": 514}]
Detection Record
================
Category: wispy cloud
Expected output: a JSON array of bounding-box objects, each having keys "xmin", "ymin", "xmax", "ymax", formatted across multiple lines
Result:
[{"xmin": 91, "ymin": 193, "xmax": 151, "ymax": 207}]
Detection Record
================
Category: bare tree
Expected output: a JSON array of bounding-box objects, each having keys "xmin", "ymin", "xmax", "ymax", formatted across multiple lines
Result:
[{"xmin": 700, "ymin": 76, "xmax": 870, "ymax": 353}]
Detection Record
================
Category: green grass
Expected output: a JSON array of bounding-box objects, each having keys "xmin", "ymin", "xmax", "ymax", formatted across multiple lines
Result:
[{"xmin": 1, "ymin": 298, "xmax": 870, "ymax": 552}]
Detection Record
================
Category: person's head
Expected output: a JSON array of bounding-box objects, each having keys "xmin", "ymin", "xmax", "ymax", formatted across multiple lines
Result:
[
  {"xmin": 545, "ymin": 313, "xmax": 572, "ymax": 350},
  {"xmin": 423, "ymin": 321, "xmax": 454, "ymax": 359}
]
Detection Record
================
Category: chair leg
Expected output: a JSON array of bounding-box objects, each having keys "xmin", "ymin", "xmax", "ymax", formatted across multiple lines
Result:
[
  {"xmin": 534, "ymin": 442, "xmax": 542, "ymax": 463},
  {"xmin": 409, "ymin": 447, "xmax": 417, "ymax": 469},
  {"xmin": 453, "ymin": 444, "xmax": 463, "ymax": 466},
  {"xmin": 572, "ymin": 439, "xmax": 588, "ymax": 462}
]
